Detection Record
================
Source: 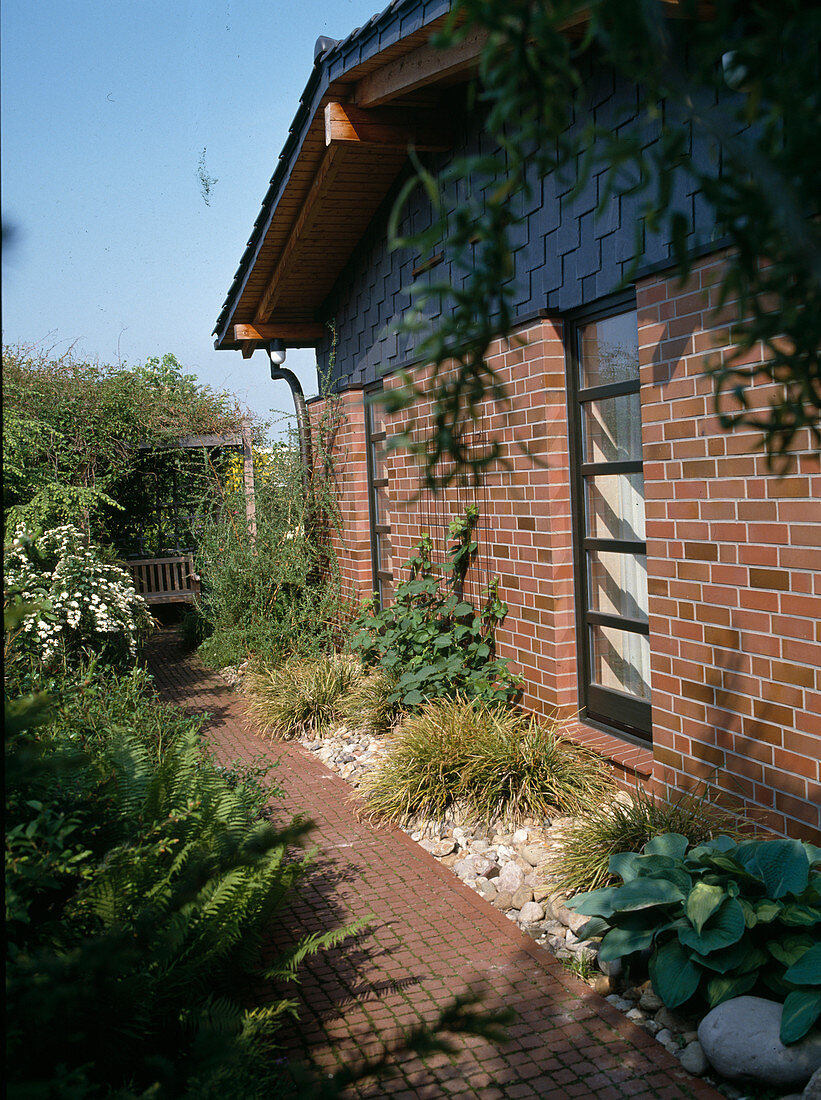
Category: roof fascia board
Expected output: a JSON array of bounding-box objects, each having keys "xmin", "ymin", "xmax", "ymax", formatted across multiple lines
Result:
[{"xmin": 214, "ymin": 0, "xmax": 452, "ymax": 351}]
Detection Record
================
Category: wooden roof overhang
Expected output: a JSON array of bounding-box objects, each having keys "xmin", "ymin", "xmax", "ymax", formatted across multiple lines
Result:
[
  {"xmin": 213, "ymin": 3, "xmax": 487, "ymax": 358},
  {"xmin": 214, "ymin": 0, "xmax": 694, "ymax": 359}
]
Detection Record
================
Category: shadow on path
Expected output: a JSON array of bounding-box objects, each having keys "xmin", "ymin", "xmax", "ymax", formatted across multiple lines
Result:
[{"xmin": 145, "ymin": 632, "xmax": 724, "ymax": 1100}]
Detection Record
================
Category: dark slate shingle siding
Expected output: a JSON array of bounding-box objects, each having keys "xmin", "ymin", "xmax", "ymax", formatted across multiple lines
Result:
[{"xmin": 316, "ymin": 61, "xmax": 727, "ymax": 390}]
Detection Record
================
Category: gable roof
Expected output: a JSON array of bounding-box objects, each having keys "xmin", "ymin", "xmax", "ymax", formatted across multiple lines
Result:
[{"xmin": 213, "ymin": 0, "xmax": 481, "ymax": 356}]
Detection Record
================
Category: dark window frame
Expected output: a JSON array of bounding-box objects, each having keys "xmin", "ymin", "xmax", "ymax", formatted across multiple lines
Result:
[
  {"xmin": 565, "ymin": 290, "xmax": 652, "ymax": 743},
  {"xmin": 364, "ymin": 383, "xmax": 393, "ymax": 607}
]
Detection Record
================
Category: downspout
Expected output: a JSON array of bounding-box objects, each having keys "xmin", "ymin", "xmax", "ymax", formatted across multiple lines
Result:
[{"xmin": 267, "ymin": 343, "xmax": 313, "ymax": 500}]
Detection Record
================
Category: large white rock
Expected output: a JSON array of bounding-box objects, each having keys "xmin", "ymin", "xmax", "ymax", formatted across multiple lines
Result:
[
  {"xmin": 497, "ymin": 860, "xmax": 525, "ymax": 894},
  {"xmin": 698, "ymin": 997, "xmax": 821, "ymax": 1089}
]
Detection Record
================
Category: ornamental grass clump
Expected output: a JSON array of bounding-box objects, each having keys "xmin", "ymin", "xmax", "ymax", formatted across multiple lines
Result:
[
  {"xmin": 247, "ymin": 653, "xmax": 364, "ymax": 739},
  {"xmin": 360, "ymin": 696, "xmax": 613, "ymax": 826},
  {"xmin": 552, "ymin": 783, "xmax": 744, "ymax": 894},
  {"xmin": 359, "ymin": 695, "xmax": 477, "ymax": 824},
  {"xmin": 341, "ymin": 668, "xmax": 403, "ymax": 735},
  {"xmin": 464, "ymin": 709, "xmax": 612, "ymax": 823}
]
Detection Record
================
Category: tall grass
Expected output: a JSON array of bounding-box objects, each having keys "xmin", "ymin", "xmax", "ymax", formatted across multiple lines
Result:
[
  {"xmin": 360, "ymin": 697, "xmax": 613, "ymax": 826},
  {"xmin": 247, "ymin": 654, "xmax": 364, "ymax": 739},
  {"xmin": 551, "ymin": 783, "xmax": 745, "ymax": 893}
]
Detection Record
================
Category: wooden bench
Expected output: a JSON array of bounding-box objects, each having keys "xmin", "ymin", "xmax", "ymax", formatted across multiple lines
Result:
[{"xmin": 127, "ymin": 555, "xmax": 200, "ymax": 605}]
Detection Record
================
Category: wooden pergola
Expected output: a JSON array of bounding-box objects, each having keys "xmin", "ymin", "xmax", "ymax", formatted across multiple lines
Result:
[{"xmin": 126, "ymin": 422, "xmax": 257, "ymax": 605}]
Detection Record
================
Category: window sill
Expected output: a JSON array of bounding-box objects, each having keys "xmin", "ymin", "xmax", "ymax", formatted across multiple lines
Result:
[{"xmin": 567, "ymin": 721, "xmax": 654, "ymax": 779}]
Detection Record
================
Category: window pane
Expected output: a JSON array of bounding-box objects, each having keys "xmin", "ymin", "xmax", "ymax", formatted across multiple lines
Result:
[
  {"xmin": 373, "ymin": 482, "xmax": 390, "ymax": 527},
  {"xmin": 377, "ymin": 532, "xmax": 393, "ymax": 575},
  {"xmin": 578, "ymin": 311, "xmax": 639, "ymax": 388},
  {"xmin": 586, "ymin": 473, "xmax": 645, "ymax": 541},
  {"xmin": 367, "ymin": 395, "xmax": 387, "ymax": 436},
  {"xmin": 588, "ymin": 550, "xmax": 648, "ymax": 621},
  {"xmin": 371, "ymin": 440, "xmax": 387, "ymax": 482},
  {"xmin": 584, "ymin": 393, "xmax": 642, "ymax": 463},
  {"xmin": 589, "ymin": 625, "xmax": 651, "ymax": 700}
]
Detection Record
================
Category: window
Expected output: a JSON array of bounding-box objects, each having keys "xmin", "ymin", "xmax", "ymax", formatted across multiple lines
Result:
[
  {"xmin": 567, "ymin": 297, "xmax": 651, "ymax": 740},
  {"xmin": 365, "ymin": 385, "xmax": 394, "ymax": 605}
]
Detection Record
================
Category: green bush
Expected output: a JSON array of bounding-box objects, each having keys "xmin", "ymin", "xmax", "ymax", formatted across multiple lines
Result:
[
  {"xmin": 195, "ymin": 438, "xmax": 346, "ymax": 668},
  {"xmin": 247, "ymin": 653, "xmax": 364, "ymax": 739},
  {"xmin": 5, "ymin": 614, "xmax": 354, "ymax": 1098},
  {"xmin": 360, "ymin": 696, "xmax": 612, "ymax": 826},
  {"xmin": 567, "ymin": 833, "xmax": 821, "ymax": 1044},
  {"xmin": 551, "ymin": 784, "xmax": 744, "ymax": 894},
  {"xmin": 4, "ymin": 525, "xmax": 153, "ymax": 672},
  {"xmin": 348, "ymin": 509, "xmax": 519, "ymax": 711}
]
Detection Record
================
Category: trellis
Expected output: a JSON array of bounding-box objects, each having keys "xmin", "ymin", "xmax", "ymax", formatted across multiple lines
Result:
[{"xmin": 125, "ymin": 422, "xmax": 256, "ymax": 605}]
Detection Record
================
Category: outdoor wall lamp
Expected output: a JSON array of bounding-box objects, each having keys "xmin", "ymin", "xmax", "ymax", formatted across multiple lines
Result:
[{"xmin": 268, "ymin": 338, "xmax": 287, "ymax": 367}]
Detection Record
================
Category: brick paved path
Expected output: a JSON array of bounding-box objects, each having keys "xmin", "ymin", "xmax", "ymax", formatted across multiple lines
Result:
[{"xmin": 147, "ymin": 632, "xmax": 723, "ymax": 1100}]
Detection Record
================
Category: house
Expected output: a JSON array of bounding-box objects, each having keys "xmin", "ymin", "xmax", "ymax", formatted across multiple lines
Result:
[{"xmin": 214, "ymin": 0, "xmax": 820, "ymax": 843}]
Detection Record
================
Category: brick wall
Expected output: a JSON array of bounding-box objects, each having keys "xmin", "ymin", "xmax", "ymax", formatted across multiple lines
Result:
[
  {"xmin": 311, "ymin": 277, "xmax": 820, "ymax": 842},
  {"xmin": 308, "ymin": 389, "xmax": 373, "ymax": 605},
  {"xmin": 637, "ymin": 251, "xmax": 821, "ymax": 843}
]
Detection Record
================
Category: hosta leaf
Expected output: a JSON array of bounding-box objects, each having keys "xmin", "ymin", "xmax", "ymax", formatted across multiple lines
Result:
[
  {"xmin": 784, "ymin": 944, "xmax": 821, "ymax": 985},
  {"xmin": 779, "ymin": 904, "xmax": 821, "ymax": 928},
  {"xmin": 607, "ymin": 878, "xmax": 687, "ymax": 911},
  {"xmin": 755, "ymin": 899, "xmax": 783, "ymax": 924},
  {"xmin": 688, "ymin": 835, "xmax": 738, "ymax": 858},
  {"xmin": 696, "ymin": 942, "xmax": 768, "ymax": 975},
  {"xmin": 686, "ymin": 882, "xmax": 726, "ymax": 935},
  {"xmin": 576, "ymin": 916, "xmax": 610, "ymax": 941},
  {"xmin": 644, "ymin": 833, "xmax": 689, "ymax": 859},
  {"xmin": 767, "ymin": 933, "xmax": 816, "ymax": 968},
  {"xmin": 706, "ymin": 972, "xmax": 757, "ymax": 1007},
  {"xmin": 649, "ymin": 939, "xmax": 702, "ymax": 1007},
  {"xmin": 599, "ymin": 924, "xmax": 655, "ymax": 962},
  {"xmin": 780, "ymin": 989, "xmax": 821, "ymax": 1045},
  {"xmin": 566, "ymin": 886, "xmax": 620, "ymax": 917},
  {"xmin": 754, "ymin": 840, "xmax": 809, "ymax": 899},
  {"xmin": 678, "ymin": 897, "xmax": 746, "ymax": 955},
  {"xmin": 608, "ymin": 851, "xmax": 645, "ymax": 882},
  {"xmin": 739, "ymin": 899, "xmax": 757, "ymax": 929},
  {"xmin": 803, "ymin": 843, "xmax": 821, "ymax": 868}
]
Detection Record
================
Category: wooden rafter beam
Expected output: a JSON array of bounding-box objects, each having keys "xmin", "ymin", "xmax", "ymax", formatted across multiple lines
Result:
[
  {"xmin": 234, "ymin": 323, "xmax": 326, "ymax": 345},
  {"xmin": 355, "ymin": 26, "xmax": 487, "ymax": 108},
  {"xmin": 253, "ymin": 143, "xmax": 344, "ymax": 325},
  {"xmin": 324, "ymin": 102, "xmax": 451, "ymax": 152}
]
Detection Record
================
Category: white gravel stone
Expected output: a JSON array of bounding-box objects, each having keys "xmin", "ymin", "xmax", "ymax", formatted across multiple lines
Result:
[
  {"xmin": 678, "ymin": 1041, "xmax": 708, "ymax": 1076},
  {"xmin": 519, "ymin": 901, "xmax": 545, "ymax": 924}
]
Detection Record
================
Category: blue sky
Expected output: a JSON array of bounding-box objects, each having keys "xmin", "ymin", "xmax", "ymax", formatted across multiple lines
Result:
[{"xmin": 2, "ymin": 0, "xmax": 385, "ymax": 433}]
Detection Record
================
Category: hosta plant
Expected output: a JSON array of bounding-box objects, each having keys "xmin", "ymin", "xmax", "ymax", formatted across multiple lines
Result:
[{"xmin": 567, "ymin": 834, "xmax": 821, "ymax": 1044}]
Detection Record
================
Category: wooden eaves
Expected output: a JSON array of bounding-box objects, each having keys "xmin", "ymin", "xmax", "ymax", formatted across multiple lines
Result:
[
  {"xmin": 215, "ymin": 7, "xmax": 481, "ymax": 359},
  {"xmin": 214, "ymin": 0, "xmax": 692, "ymax": 360}
]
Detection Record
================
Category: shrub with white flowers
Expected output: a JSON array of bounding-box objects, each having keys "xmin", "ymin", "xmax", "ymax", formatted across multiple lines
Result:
[{"xmin": 4, "ymin": 525, "xmax": 153, "ymax": 669}]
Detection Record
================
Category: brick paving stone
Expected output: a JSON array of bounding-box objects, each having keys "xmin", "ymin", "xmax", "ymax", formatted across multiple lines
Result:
[{"xmin": 146, "ymin": 632, "xmax": 726, "ymax": 1100}]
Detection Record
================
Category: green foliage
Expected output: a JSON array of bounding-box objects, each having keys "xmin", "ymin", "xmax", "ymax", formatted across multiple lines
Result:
[
  {"xmin": 4, "ymin": 616, "xmax": 356, "ymax": 1098},
  {"xmin": 567, "ymin": 834, "xmax": 821, "ymax": 1044},
  {"xmin": 247, "ymin": 654, "xmax": 364, "ymax": 739},
  {"xmin": 195, "ymin": 436, "xmax": 345, "ymax": 668},
  {"xmin": 551, "ymin": 784, "xmax": 744, "ymax": 894},
  {"xmin": 2, "ymin": 346, "xmax": 249, "ymax": 544},
  {"xmin": 386, "ymin": 1, "xmax": 821, "ymax": 484},
  {"xmin": 360, "ymin": 695, "xmax": 612, "ymax": 827},
  {"xmin": 348, "ymin": 508, "xmax": 519, "ymax": 711},
  {"xmin": 4, "ymin": 525, "xmax": 153, "ymax": 672}
]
